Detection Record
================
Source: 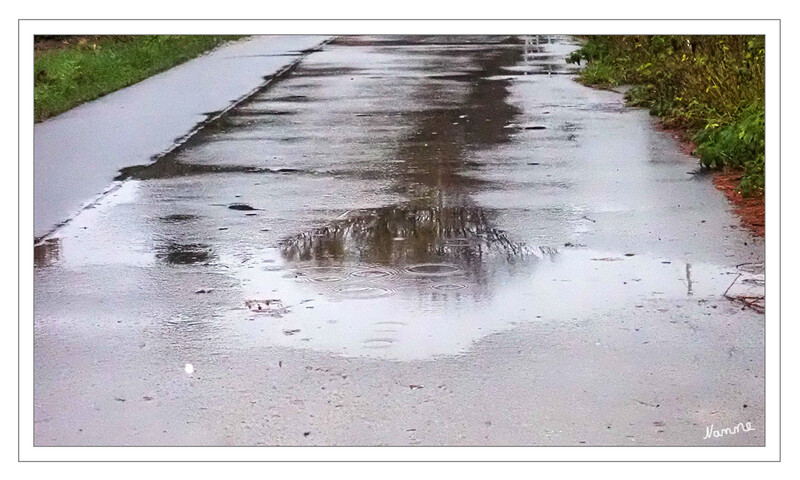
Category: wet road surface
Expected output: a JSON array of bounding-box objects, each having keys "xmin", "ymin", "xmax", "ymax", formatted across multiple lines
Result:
[
  {"xmin": 34, "ymin": 35, "xmax": 331, "ymax": 239},
  {"xmin": 34, "ymin": 36, "xmax": 765, "ymax": 446}
]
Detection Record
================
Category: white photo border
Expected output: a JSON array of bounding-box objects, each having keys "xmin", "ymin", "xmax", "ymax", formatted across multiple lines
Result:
[{"xmin": 18, "ymin": 19, "xmax": 780, "ymax": 462}]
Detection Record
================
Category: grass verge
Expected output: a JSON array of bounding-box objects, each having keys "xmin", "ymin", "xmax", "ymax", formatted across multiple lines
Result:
[
  {"xmin": 34, "ymin": 35, "xmax": 246, "ymax": 122},
  {"xmin": 567, "ymin": 35, "xmax": 765, "ymax": 197}
]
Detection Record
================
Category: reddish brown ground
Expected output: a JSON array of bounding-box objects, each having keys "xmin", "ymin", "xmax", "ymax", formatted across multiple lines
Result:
[{"xmin": 712, "ymin": 171, "xmax": 765, "ymax": 237}]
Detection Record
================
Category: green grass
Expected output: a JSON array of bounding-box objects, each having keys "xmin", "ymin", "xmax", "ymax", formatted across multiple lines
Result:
[
  {"xmin": 567, "ymin": 35, "xmax": 765, "ymax": 196},
  {"xmin": 34, "ymin": 35, "xmax": 247, "ymax": 122}
]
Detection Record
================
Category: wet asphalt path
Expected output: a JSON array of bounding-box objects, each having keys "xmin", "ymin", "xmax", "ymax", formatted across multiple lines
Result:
[
  {"xmin": 34, "ymin": 36, "xmax": 765, "ymax": 446},
  {"xmin": 34, "ymin": 36, "xmax": 332, "ymax": 239}
]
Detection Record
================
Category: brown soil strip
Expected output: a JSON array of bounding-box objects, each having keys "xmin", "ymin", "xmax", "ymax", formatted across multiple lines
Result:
[{"xmin": 713, "ymin": 170, "xmax": 765, "ymax": 237}]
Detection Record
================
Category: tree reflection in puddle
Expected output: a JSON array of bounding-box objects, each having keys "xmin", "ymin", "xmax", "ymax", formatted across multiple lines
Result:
[{"xmin": 280, "ymin": 204, "xmax": 550, "ymax": 270}]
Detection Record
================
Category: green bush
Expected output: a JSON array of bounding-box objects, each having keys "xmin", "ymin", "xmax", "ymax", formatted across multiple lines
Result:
[{"xmin": 694, "ymin": 105, "xmax": 765, "ymax": 195}]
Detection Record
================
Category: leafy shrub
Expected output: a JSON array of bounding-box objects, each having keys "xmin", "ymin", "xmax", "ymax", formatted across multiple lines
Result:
[{"xmin": 694, "ymin": 105, "xmax": 765, "ymax": 195}]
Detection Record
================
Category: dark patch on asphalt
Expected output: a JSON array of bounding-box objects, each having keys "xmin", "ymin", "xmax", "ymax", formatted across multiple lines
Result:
[
  {"xmin": 291, "ymin": 66, "xmax": 363, "ymax": 79},
  {"xmin": 228, "ymin": 203, "xmax": 261, "ymax": 211},
  {"xmin": 267, "ymin": 95, "xmax": 310, "ymax": 102},
  {"xmin": 34, "ymin": 238, "xmax": 61, "ymax": 268},
  {"xmin": 160, "ymin": 214, "xmax": 199, "ymax": 223},
  {"xmin": 156, "ymin": 242, "xmax": 214, "ymax": 265},
  {"xmin": 116, "ymin": 161, "xmax": 313, "ymax": 181}
]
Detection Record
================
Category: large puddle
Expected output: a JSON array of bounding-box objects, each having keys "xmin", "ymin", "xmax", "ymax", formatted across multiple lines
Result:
[
  {"xmin": 35, "ymin": 35, "xmax": 761, "ymax": 361},
  {"xmin": 224, "ymin": 242, "xmax": 739, "ymax": 360}
]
